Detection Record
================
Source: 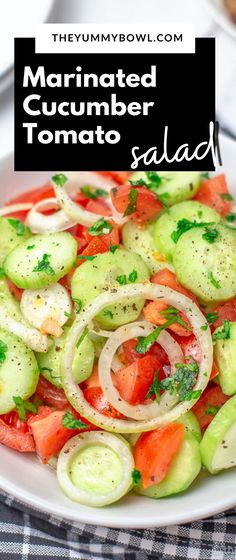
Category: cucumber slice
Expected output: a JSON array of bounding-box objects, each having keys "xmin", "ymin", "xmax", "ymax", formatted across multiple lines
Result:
[
  {"xmin": 0, "ymin": 278, "xmax": 22, "ymax": 322},
  {"xmin": 153, "ymin": 201, "xmax": 220, "ymax": 261},
  {"xmin": 57, "ymin": 431, "xmax": 134, "ymax": 507},
  {"xmin": 36, "ymin": 327, "xmax": 95, "ymax": 388},
  {"xmin": 134, "ymin": 432, "xmax": 201, "ymax": 498},
  {"xmin": 4, "ymin": 232, "xmax": 77, "ymax": 289},
  {"xmin": 175, "ymin": 411, "xmax": 201, "ymax": 442},
  {"xmin": 173, "ymin": 224, "xmax": 236, "ymax": 303},
  {"xmin": 214, "ymin": 321, "xmax": 236, "ymax": 395},
  {"xmin": 131, "ymin": 171, "xmax": 202, "ymax": 206},
  {"xmin": 0, "ymin": 217, "xmax": 31, "ymax": 265},
  {"xmin": 71, "ymin": 248, "xmax": 150, "ymax": 329},
  {"xmin": 200, "ymin": 395, "xmax": 236, "ymax": 473},
  {"xmin": 122, "ymin": 221, "xmax": 174, "ymax": 273},
  {"xmin": 0, "ymin": 328, "xmax": 39, "ymax": 414}
]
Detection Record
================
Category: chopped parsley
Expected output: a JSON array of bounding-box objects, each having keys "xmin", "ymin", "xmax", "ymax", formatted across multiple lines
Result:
[
  {"xmin": 131, "ymin": 469, "xmax": 142, "ymax": 485},
  {"xmin": 88, "ymin": 218, "xmax": 112, "ymax": 237},
  {"xmin": 159, "ymin": 306, "xmax": 191, "ymax": 331},
  {"xmin": 201, "ymin": 325, "xmax": 208, "ymax": 331},
  {"xmin": 81, "ymin": 185, "xmax": 108, "ymax": 199},
  {"xmin": 33, "ymin": 253, "xmax": 55, "ymax": 276},
  {"xmin": 136, "ymin": 315, "xmax": 186, "ymax": 354},
  {"xmin": 145, "ymin": 371, "xmax": 161, "ymax": 403},
  {"xmin": 208, "ymin": 271, "xmax": 221, "ymax": 289},
  {"xmin": 129, "ymin": 172, "xmax": 169, "ymax": 205},
  {"xmin": 225, "ymin": 213, "xmax": 236, "ymax": 223},
  {"xmin": 62, "ymin": 411, "xmax": 88, "ymax": 430},
  {"xmin": 128, "ymin": 270, "xmax": 138, "ymax": 283},
  {"xmin": 40, "ymin": 367, "xmax": 53, "ymax": 374},
  {"xmin": 205, "ymin": 405, "xmax": 220, "ymax": 416},
  {"xmin": 13, "ymin": 396, "xmax": 39, "ymax": 422},
  {"xmin": 77, "ymin": 255, "xmax": 96, "ymax": 261},
  {"xmin": 109, "ymin": 244, "xmax": 119, "ymax": 254},
  {"xmin": 220, "ymin": 193, "xmax": 233, "ymax": 201},
  {"xmin": 171, "ymin": 219, "xmax": 214, "ymax": 244},
  {"xmin": 206, "ymin": 311, "xmax": 219, "ymax": 324},
  {"xmin": 212, "ymin": 320, "xmax": 231, "ymax": 341},
  {"xmin": 0, "ymin": 267, "xmax": 5, "ymax": 279},
  {"xmin": 116, "ymin": 274, "xmax": 127, "ymax": 285},
  {"xmin": 8, "ymin": 218, "xmax": 27, "ymax": 236},
  {"xmin": 52, "ymin": 173, "xmax": 68, "ymax": 187},
  {"xmin": 202, "ymin": 172, "xmax": 210, "ymax": 179},
  {"xmin": 64, "ymin": 311, "xmax": 72, "ymax": 318},
  {"xmin": 123, "ymin": 188, "xmax": 138, "ymax": 217},
  {"xmin": 27, "ymin": 244, "xmax": 35, "ymax": 250},
  {"xmin": 103, "ymin": 309, "xmax": 114, "ymax": 319},
  {"xmin": 202, "ymin": 228, "xmax": 219, "ymax": 244},
  {"xmin": 73, "ymin": 298, "xmax": 83, "ymax": 313},
  {"xmin": 160, "ymin": 361, "xmax": 201, "ymax": 402},
  {"xmin": 76, "ymin": 327, "xmax": 89, "ymax": 348},
  {"xmin": 0, "ymin": 340, "xmax": 8, "ymax": 365}
]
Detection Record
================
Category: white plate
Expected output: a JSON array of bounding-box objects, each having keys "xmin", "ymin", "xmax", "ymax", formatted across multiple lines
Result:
[
  {"xmin": 0, "ymin": 135, "xmax": 236, "ymax": 528},
  {"xmin": 0, "ymin": 0, "xmax": 55, "ymax": 94},
  {"xmin": 202, "ymin": 0, "xmax": 236, "ymax": 39}
]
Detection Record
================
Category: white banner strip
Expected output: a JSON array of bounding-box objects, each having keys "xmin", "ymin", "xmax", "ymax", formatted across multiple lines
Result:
[{"xmin": 35, "ymin": 23, "xmax": 195, "ymax": 54}]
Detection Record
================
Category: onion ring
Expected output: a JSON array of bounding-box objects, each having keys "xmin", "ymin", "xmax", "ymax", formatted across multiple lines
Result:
[
  {"xmin": 0, "ymin": 203, "xmax": 33, "ymax": 217},
  {"xmin": 26, "ymin": 197, "xmax": 76, "ymax": 233}
]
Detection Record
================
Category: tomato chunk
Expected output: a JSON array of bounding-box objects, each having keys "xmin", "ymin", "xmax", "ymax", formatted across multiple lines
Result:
[
  {"xmin": 114, "ymin": 355, "xmax": 161, "ymax": 405},
  {"xmin": 151, "ymin": 268, "xmax": 198, "ymax": 304},
  {"xmin": 143, "ymin": 300, "xmax": 191, "ymax": 337},
  {"xmin": 77, "ymin": 237, "xmax": 108, "ymax": 266},
  {"xmin": 6, "ymin": 279, "xmax": 23, "ymax": 301},
  {"xmin": 0, "ymin": 418, "xmax": 35, "ymax": 452},
  {"xmin": 28, "ymin": 410, "xmax": 79, "ymax": 463},
  {"xmin": 86, "ymin": 198, "xmax": 111, "ymax": 216},
  {"xmin": 35, "ymin": 376, "xmax": 69, "ymax": 410},
  {"xmin": 83, "ymin": 386, "xmax": 124, "ymax": 419},
  {"xmin": 84, "ymin": 219, "xmax": 119, "ymax": 249},
  {"xmin": 194, "ymin": 174, "xmax": 232, "ymax": 216},
  {"xmin": 134, "ymin": 423, "xmax": 184, "ymax": 488},
  {"xmin": 111, "ymin": 184, "xmax": 162, "ymax": 222},
  {"xmin": 7, "ymin": 183, "xmax": 55, "ymax": 205},
  {"xmin": 192, "ymin": 384, "xmax": 229, "ymax": 431},
  {"xmin": 210, "ymin": 298, "xmax": 236, "ymax": 330},
  {"xmin": 99, "ymin": 171, "xmax": 132, "ymax": 184}
]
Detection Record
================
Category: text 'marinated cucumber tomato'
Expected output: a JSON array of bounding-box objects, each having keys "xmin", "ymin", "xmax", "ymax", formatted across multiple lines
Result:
[{"xmin": 0, "ymin": 170, "xmax": 235, "ymax": 507}]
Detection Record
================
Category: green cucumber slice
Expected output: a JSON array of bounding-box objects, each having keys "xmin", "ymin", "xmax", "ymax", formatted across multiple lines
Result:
[
  {"xmin": 71, "ymin": 248, "xmax": 150, "ymax": 329},
  {"xmin": 0, "ymin": 278, "xmax": 22, "ymax": 322},
  {"xmin": 134, "ymin": 432, "xmax": 201, "ymax": 498},
  {"xmin": 122, "ymin": 220, "xmax": 174, "ymax": 273},
  {"xmin": 0, "ymin": 328, "xmax": 39, "ymax": 414},
  {"xmin": 214, "ymin": 321, "xmax": 236, "ymax": 395},
  {"xmin": 0, "ymin": 217, "xmax": 31, "ymax": 265},
  {"xmin": 131, "ymin": 171, "xmax": 202, "ymax": 206},
  {"xmin": 57, "ymin": 431, "xmax": 134, "ymax": 506},
  {"xmin": 153, "ymin": 201, "xmax": 220, "ymax": 261},
  {"xmin": 175, "ymin": 411, "xmax": 201, "ymax": 442},
  {"xmin": 4, "ymin": 232, "xmax": 77, "ymax": 289},
  {"xmin": 36, "ymin": 327, "xmax": 95, "ymax": 388},
  {"xmin": 173, "ymin": 224, "xmax": 236, "ymax": 303},
  {"xmin": 200, "ymin": 395, "xmax": 236, "ymax": 473}
]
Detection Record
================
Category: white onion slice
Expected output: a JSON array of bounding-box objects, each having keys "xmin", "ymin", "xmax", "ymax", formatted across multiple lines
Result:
[
  {"xmin": 99, "ymin": 321, "xmax": 183, "ymax": 420},
  {"xmin": 53, "ymin": 172, "xmax": 127, "ymax": 226},
  {"xmin": 61, "ymin": 283, "xmax": 213, "ymax": 433},
  {"xmin": 0, "ymin": 305, "xmax": 50, "ymax": 352},
  {"xmin": 0, "ymin": 203, "xmax": 33, "ymax": 216},
  {"xmin": 26, "ymin": 197, "xmax": 76, "ymax": 233},
  {"xmin": 20, "ymin": 283, "xmax": 72, "ymax": 330}
]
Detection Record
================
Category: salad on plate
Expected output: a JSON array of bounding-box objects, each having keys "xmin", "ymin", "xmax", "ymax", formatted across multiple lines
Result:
[{"xmin": 0, "ymin": 169, "xmax": 236, "ymax": 508}]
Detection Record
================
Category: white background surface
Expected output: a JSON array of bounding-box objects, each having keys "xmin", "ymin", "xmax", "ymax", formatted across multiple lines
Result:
[{"xmin": 0, "ymin": 0, "xmax": 235, "ymax": 161}]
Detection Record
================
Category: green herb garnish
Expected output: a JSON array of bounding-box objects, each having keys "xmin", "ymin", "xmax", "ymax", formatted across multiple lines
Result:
[
  {"xmin": 205, "ymin": 405, "xmax": 220, "ymax": 416},
  {"xmin": 208, "ymin": 271, "xmax": 221, "ymax": 289},
  {"xmin": 13, "ymin": 396, "xmax": 38, "ymax": 422},
  {"xmin": 77, "ymin": 255, "xmax": 96, "ymax": 261},
  {"xmin": 202, "ymin": 172, "xmax": 210, "ymax": 179},
  {"xmin": 116, "ymin": 274, "xmax": 127, "ymax": 285},
  {"xmin": 220, "ymin": 193, "xmax": 233, "ymax": 201},
  {"xmin": 103, "ymin": 309, "xmax": 114, "ymax": 319},
  {"xmin": 0, "ymin": 267, "xmax": 5, "ymax": 279},
  {"xmin": 88, "ymin": 218, "xmax": 112, "ymax": 237},
  {"xmin": 73, "ymin": 298, "xmax": 83, "ymax": 313},
  {"xmin": 62, "ymin": 411, "xmax": 88, "ymax": 430},
  {"xmin": 160, "ymin": 361, "xmax": 201, "ymax": 402},
  {"xmin": 206, "ymin": 311, "xmax": 219, "ymax": 324},
  {"xmin": 159, "ymin": 306, "xmax": 191, "ymax": 331},
  {"xmin": 33, "ymin": 253, "xmax": 55, "ymax": 276},
  {"xmin": 136, "ymin": 316, "xmax": 184, "ymax": 354},
  {"xmin": 8, "ymin": 218, "xmax": 26, "ymax": 236},
  {"xmin": 171, "ymin": 219, "xmax": 214, "ymax": 244},
  {"xmin": 0, "ymin": 340, "xmax": 8, "ymax": 364},
  {"xmin": 131, "ymin": 469, "xmax": 142, "ymax": 484},
  {"xmin": 109, "ymin": 244, "xmax": 119, "ymax": 254},
  {"xmin": 27, "ymin": 244, "xmax": 35, "ymax": 250},
  {"xmin": 202, "ymin": 228, "xmax": 219, "ymax": 243},
  {"xmin": 52, "ymin": 173, "xmax": 68, "ymax": 187},
  {"xmin": 123, "ymin": 188, "xmax": 138, "ymax": 217},
  {"xmin": 128, "ymin": 270, "xmax": 138, "ymax": 283},
  {"xmin": 225, "ymin": 213, "xmax": 236, "ymax": 223},
  {"xmin": 201, "ymin": 325, "xmax": 208, "ymax": 331},
  {"xmin": 145, "ymin": 371, "xmax": 161, "ymax": 403},
  {"xmin": 81, "ymin": 185, "xmax": 108, "ymax": 200},
  {"xmin": 212, "ymin": 320, "xmax": 231, "ymax": 341},
  {"xmin": 76, "ymin": 327, "xmax": 89, "ymax": 348}
]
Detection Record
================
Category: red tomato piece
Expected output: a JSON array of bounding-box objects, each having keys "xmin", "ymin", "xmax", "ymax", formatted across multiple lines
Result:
[
  {"xmin": 114, "ymin": 355, "xmax": 161, "ymax": 405},
  {"xmin": 210, "ymin": 298, "xmax": 236, "ymax": 329},
  {"xmin": 83, "ymin": 386, "xmax": 124, "ymax": 419},
  {"xmin": 35, "ymin": 376, "xmax": 69, "ymax": 410},
  {"xmin": 28, "ymin": 410, "xmax": 79, "ymax": 463},
  {"xmin": 83, "ymin": 219, "xmax": 119, "ymax": 248},
  {"xmin": 0, "ymin": 418, "xmax": 35, "ymax": 452},
  {"xmin": 151, "ymin": 268, "xmax": 198, "ymax": 304},
  {"xmin": 171, "ymin": 333, "xmax": 201, "ymax": 363},
  {"xmin": 86, "ymin": 198, "xmax": 111, "ymax": 216},
  {"xmin": 111, "ymin": 184, "xmax": 162, "ymax": 222},
  {"xmin": 7, "ymin": 183, "xmax": 55, "ymax": 205},
  {"xmin": 6, "ymin": 279, "xmax": 23, "ymax": 301},
  {"xmin": 143, "ymin": 300, "xmax": 191, "ymax": 337},
  {"xmin": 192, "ymin": 384, "xmax": 229, "ymax": 431},
  {"xmin": 194, "ymin": 174, "xmax": 232, "ymax": 216},
  {"xmin": 99, "ymin": 171, "xmax": 132, "ymax": 184},
  {"xmin": 77, "ymin": 237, "xmax": 108, "ymax": 267},
  {"xmin": 134, "ymin": 423, "xmax": 184, "ymax": 488}
]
